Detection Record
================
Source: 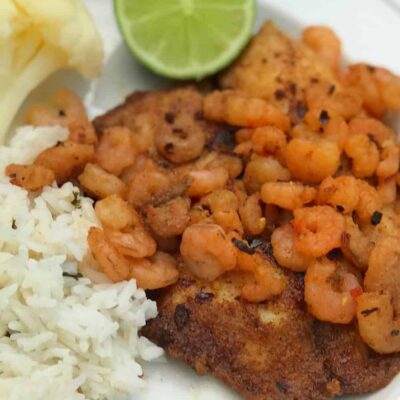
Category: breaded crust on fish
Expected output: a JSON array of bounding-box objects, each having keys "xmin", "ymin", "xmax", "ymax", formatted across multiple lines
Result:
[
  {"xmin": 142, "ymin": 268, "xmax": 400, "ymax": 400},
  {"xmin": 93, "ymin": 86, "xmax": 220, "ymax": 145},
  {"xmin": 219, "ymin": 21, "xmax": 340, "ymax": 123}
]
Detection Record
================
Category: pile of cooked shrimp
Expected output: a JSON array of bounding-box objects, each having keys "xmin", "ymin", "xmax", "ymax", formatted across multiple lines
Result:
[{"xmin": 7, "ymin": 26, "xmax": 400, "ymax": 355}]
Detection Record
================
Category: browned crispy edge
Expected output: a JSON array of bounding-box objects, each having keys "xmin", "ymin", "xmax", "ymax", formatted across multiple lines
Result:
[{"xmin": 143, "ymin": 272, "xmax": 400, "ymax": 400}]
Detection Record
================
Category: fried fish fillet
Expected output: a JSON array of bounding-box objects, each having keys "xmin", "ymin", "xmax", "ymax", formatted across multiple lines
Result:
[
  {"xmin": 93, "ymin": 23, "xmax": 400, "ymax": 399},
  {"xmin": 142, "ymin": 267, "xmax": 400, "ymax": 400},
  {"xmin": 220, "ymin": 21, "xmax": 341, "ymax": 123}
]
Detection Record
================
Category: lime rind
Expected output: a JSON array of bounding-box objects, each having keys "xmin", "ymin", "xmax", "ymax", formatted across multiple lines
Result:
[{"xmin": 114, "ymin": 0, "xmax": 256, "ymax": 80}]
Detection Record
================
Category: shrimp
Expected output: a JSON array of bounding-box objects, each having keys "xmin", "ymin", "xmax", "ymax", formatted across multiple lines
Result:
[
  {"xmin": 234, "ymin": 141, "xmax": 253, "ymax": 157},
  {"xmin": 79, "ymin": 163, "xmax": 127, "ymax": 199},
  {"xmin": 34, "ymin": 141, "xmax": 94, "ymax": 183},
  {"xmin": 237, "ymin": 251, "xmax": 287, "ymax": 302},
  {"xmin": 271, "ymin": 224, "xmax": 313, "ymax": 272},
  {"xmin": 372, "ymin": 66, "xmax": 400, "ymax": 110},
  {"xmin": 94, "ymin": 127, "xmax": 136, "ymax": 176},
  {"xmin": 203, "ymin": 91, "xmax": 291, "ymax": 131},
  {"xmin": 261, "ymin": 181, "xmax": 317, "ymax": 210},
  {"xmin": 303, "ymin": 108, "xmax": 331, "ymax": 132},
  {"xmin": 146, "ymin": 197, "xmax": 190, "ymax": 237},
  {"xmin": 343, "ymin": 64, "xmax": 385, "ymax": 117},
  {"xmin": 95, "ymin": 194, "xmax": 142, "ymax": 230},
  {"xmin": 188, "ymin": 205, "xmax": 212, "ymax": 226},
  {"xmin": 187, "ymin": 168, "xmax": 229, "ymax": 197},
  {"xmin": 201, "ymin": 189, "xmax": 239, "ymax": 213},
  {"xmin": 349, "ymin": 117, "xmax": 395, "ymax": 145},
  {"xmin": 302, "ymin": 26, "xmax": 341, "ymax": 71},
  {"xmin": 251, "ymin": 126, "xmax": 287, "ymax": 164},
  {"xmin": 305, "ymin": 258, "xmax": 361, "ymax": 324},
  {"xmin": 5, "ymin": 164, "xmax": 55, "ymax": 191},
  {"xmin": 323, "ymin": 116, "xmax": 349, "ymax": 150},
  {"xmin": 305, "ymin": 83, "xmax": 362, "ymax": 120},
  {"xmin": 180, "ymin": 223, "xmax": 237, "ymax": 280},
  {"xmin": 213, "ymin": 210, "xmax": 243, "ymax": 234},
  {"xmin": 239, "ymin": 193, "xmax": 266, "ymax": 235},
  {"xmin": 235, "ymin": 128, "xmax": 253, "ymax": 143},
  {"xmin": 355, "ymin": 180, "xmax": 382, "ymax": 222},
  {"xmin": 127, "ymin": 170, "xmax": 171, "ymax": 208},
  {"xmin": 377, "ymin": 176, "xmax": 397, "ymax": 205},
  {"xmin": 344, "ymin": 134, "xmax": 379, "ymax": 178},
  {"xmin": 87, "ymin": 227, "xmax": 130, "ymax": 282},
  {"xmin": 341, "ymin": 216, "xmax": 372, "ymax": 270},
  {"xmin": 292, "ymin": 206, "xmax": 345, "ymax": 258},
  {"xmin": 155, "ymin": 113, "xmax": 205, "ymax": 164},
  {"xmin": 26, "ymin": 88, "xmax": 97, "ymax": 145},
  {"xmin": 356, "ymin": 291, "xmax": 400, "ymax": 354},
  {"xmin": 105, "ymin": 226, "xmax": 157, "ymax": 259},
  {"xmin": 129, "ymin": 252, "xmax": 179, "ymax": 290},
  {"xmin": 364, "ymin": 236, "xmax": 400, "ymax": 312},
  {"xmin": 376, "ymin": 142, "xmax": 399, "ymax": 179},
  {"xmin": 244, "ymin": 156, "xmax": 290, "ymax": 193},
  {"xmin": 317, "ymin": 176, "xmax": 359, "ymax": 214},
  {"xmin": 203, "ymin": 153, "xmax": 243, "ymax": 179},
  {"xmin": 290, "ymin": 123, "xmax": 319, "ymax": 140},
  {"xmin": 285, "ymin": 137, "xmax": 341, "ymax": 184}
]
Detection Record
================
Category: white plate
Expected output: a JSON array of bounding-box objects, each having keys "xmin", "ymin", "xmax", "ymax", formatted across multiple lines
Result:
[{"xmin": 19, "ymin": 1, "xmax": 400, "ymax": 399}]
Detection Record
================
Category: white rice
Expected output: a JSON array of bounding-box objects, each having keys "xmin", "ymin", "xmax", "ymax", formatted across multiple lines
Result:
[{"xmin": 0, "ymin": 126, "xmax": 163, "ymax": 400}]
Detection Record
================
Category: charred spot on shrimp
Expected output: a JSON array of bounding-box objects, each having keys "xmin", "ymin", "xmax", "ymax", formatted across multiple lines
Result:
[
  {"xmin": 328, "ymin": 85, "xmax": 336, "ymax": 95},
  {"xmin": 244, "ymin": 235, "xmax": 264, "ymax": 250},
  {"xmin": 361, "ymin": 307, "xmax": 379, "ymax": 317},
  {"xmin": 274, "ymin": 89, "xmax": 286, "ymax": 100},
  {"xmin": 164, "ymin": 143, "xmax": 174, "ymax": 154},
  {"xmin": 370, "ymin": 211, "xmax": 383, "ymax": 225},
  {"xmin": 319, "ymin": 110, "xmax": 330, "ymax": 125},
  {"xmin": 232, "ymin": 238, "xmax": 255, "ymax": 255}
]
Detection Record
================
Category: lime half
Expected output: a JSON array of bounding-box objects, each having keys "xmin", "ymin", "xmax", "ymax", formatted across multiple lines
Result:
[{"xmin": 114, "ymin": 0, "xmax": 256, "ymax": 80}]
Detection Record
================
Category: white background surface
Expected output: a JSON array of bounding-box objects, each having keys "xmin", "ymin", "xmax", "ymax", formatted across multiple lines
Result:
[{"xmin": 26, "ymin": 1, "xmax": 400, "ymax": 399}]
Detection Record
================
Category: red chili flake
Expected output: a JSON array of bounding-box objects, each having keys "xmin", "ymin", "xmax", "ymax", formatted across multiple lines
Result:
[
  {"xmin": 292, "ymin": 220, "xmax": 306, "ymax": 234},
  {"xmin": 350, "ymin": 287, "xmax": 363, "ymax": 299}
]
